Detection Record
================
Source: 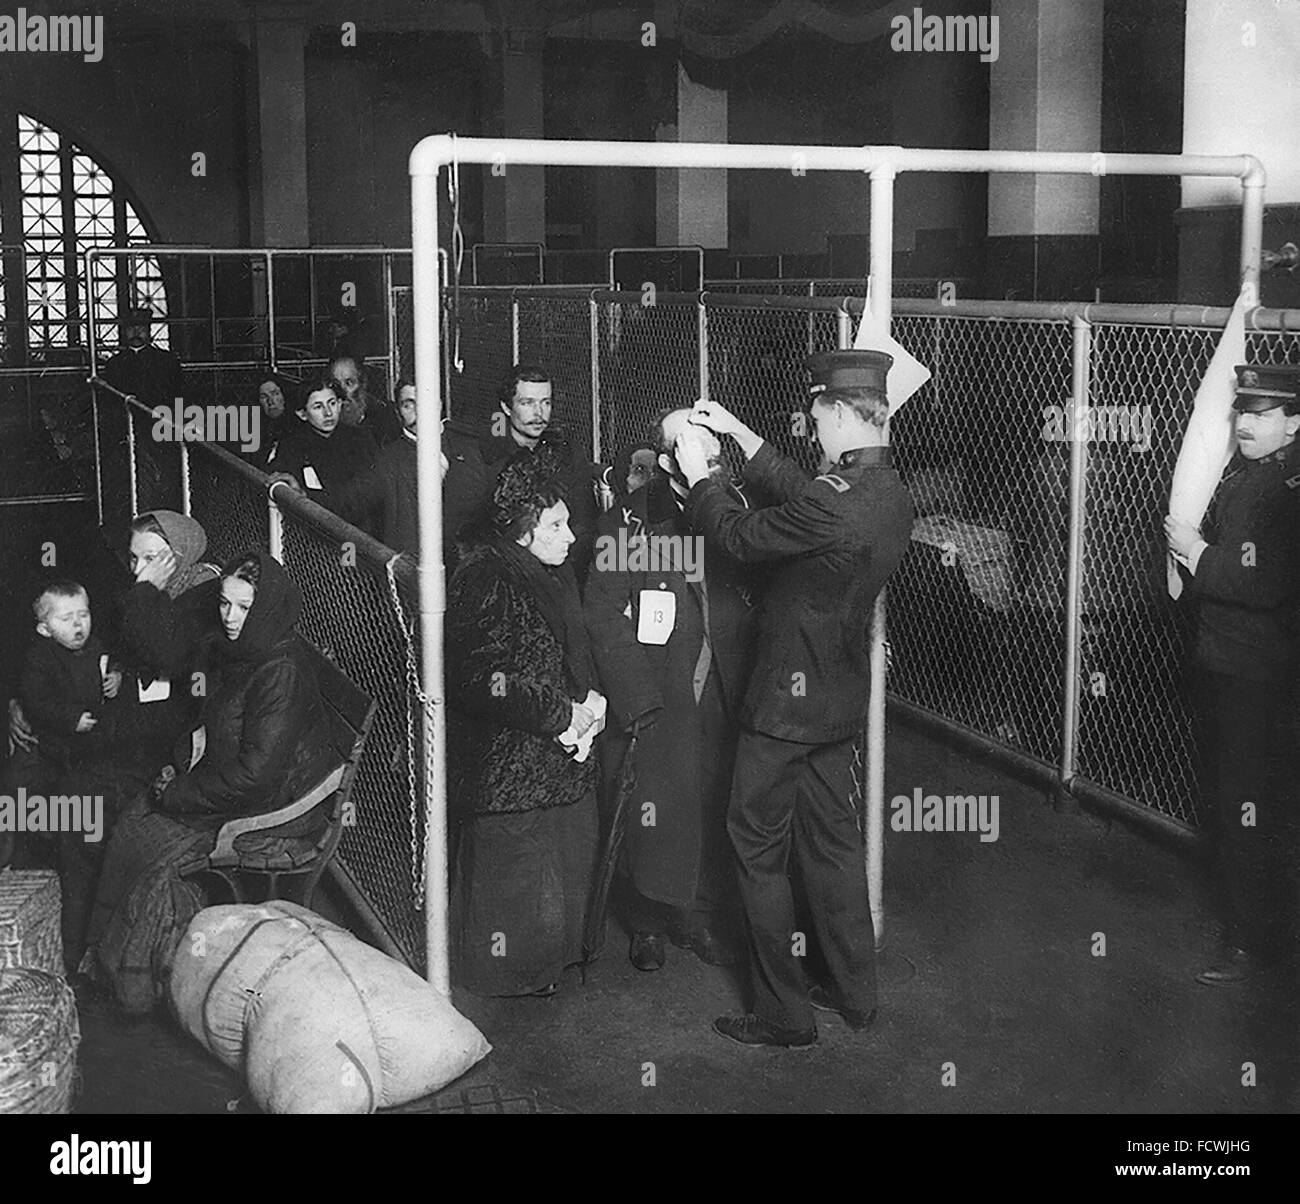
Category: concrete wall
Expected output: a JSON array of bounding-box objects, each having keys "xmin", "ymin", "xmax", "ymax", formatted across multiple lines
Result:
[{"xmin": 0, "ymin": 24, "xmax": 249, "ymax": 245}]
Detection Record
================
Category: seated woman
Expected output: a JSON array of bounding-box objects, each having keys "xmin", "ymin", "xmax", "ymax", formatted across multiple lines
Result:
[
  {"xmin": 6, "ymin": 511, "xmax": 221, "ymax": 969},
  {"xmin": 447, "ymin": 454, "xmax": 606, "ymax": 997},
  {"xmin": 84, "ymin": 551, "xmax": 334, "ymax": 1016},
  {"xmin": 267, "ymin": 377, "xmax": 377, "ymax": 516},
  {"xmin": 242, "ymin": 372, "xmax": 294, "ymax": 469}
]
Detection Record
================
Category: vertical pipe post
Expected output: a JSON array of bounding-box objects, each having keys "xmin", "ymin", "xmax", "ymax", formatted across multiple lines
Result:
[
  {"xmin": 511, "ymin": 292, "xmax": 520, "ymax": 364},
  {"xmin": 1239, "ymin": 171, "xmax": 1265, "ymax": 303},
  {"xmin": 590, "ymin": 295, "xmax": 601, "ymax": 462},
  {"xmin": 412, "ymin": 167, "xmax": 450, "ymax": 994},
  {"xmin": 180, "ymin": 441, "xmax": 192, "ymax": 517},
  {"xmin": 268, "ymin": 486, "xmax": 284, "ymax": 564},
  {"xmin": 265, "ymin": 252, "xmax": 277, "ymax": 374},
  {"xmin": 1060, "ymin": 316, "xmax": 1092, "ymax": 802},
  {"xmin": 698, "ymin": 296, "xmax": 709, "ymax": 400},
  {"xmin": 865, "ymin": 163, "xmax": 896, "ymax": 950},
  {"xmin": 87, "ymin": 250, "xmax": 104, "ymax": 525},
  {"xmin": 126, "ymin": 401, "xmax": 139, "ymax": 516},
  {"xmin": 383, "ymin": 252, "xmax": 398, "ymax": 394}
]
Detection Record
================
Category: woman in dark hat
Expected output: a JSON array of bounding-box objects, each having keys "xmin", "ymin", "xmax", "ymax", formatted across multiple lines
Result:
[
  {"xmin": 84, "ymin": 551, "xmax": 333, "ymax": 1016},
  {"xmin": 447, "ymin": 453, "xmax": 605, "ymax": 997},
  {"xmin": 242, "ymin": 371, "xmax": 295, "ymax": 469}
]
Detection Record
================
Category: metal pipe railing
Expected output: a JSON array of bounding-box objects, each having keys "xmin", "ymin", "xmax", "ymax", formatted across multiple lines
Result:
[
  {"xmin": 1060, "ymin": 317, "xmax": 1093, "ymax": 806},
  {"xmin": 410, "ymin": 132, "xmax": 1270, "ymax": 994}
]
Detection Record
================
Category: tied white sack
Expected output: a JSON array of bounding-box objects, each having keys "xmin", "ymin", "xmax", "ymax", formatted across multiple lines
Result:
[
  {"xmin": 852, "ymin": 278, "xmax": 931, "ymax": 416},
  {"xmin": 1166, "ymin": 288, "xmax": 1250, "ymax": 599},
  {"xmin": 170, "ymin": 901, "xmax": 491, "ymax": 1114}
]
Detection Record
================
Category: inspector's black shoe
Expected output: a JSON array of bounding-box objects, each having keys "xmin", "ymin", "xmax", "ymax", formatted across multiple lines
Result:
[
  {"xmin": 712, "ymin": 1013, "xmax": 816, "ymax": 1049},
  {"xmin": 808, "ymin": 985, "xmax": 877, "ymax": 1032},
  {"xmin": 629, "ymin": 931, "xmax": 665, "ymax": 972},
  {"xmin": 668, "ymin": 923, "xmax": 743, "ymax": 967},
  {"xmin": 1195, "ymin": 947, "xmax": 1261, "ymax": 986}
]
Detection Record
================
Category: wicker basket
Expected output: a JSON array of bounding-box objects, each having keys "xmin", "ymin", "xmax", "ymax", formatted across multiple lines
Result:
[
  {"xmin": 0, "ymin": 967, "xmax": 81, "ymax": 1113},
  {"xmin": 0, "ymin": 868, "xmax": 64, "ymax": 975}
]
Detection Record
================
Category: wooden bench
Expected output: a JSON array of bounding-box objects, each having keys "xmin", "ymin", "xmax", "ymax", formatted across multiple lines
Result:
[{"xmin": 183, "ymin": 636, "xmax": 376, "ymax": 910}]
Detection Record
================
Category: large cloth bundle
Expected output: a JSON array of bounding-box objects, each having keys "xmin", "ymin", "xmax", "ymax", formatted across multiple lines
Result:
[{"xmin": 170, "ymin": 902, "xmax": 491, "ymax": 1114}]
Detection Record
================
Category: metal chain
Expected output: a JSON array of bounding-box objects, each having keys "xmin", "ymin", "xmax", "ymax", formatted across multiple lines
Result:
[{"xmin": 384, "ymin": 556, "xmax": 434, "ymax": 911}]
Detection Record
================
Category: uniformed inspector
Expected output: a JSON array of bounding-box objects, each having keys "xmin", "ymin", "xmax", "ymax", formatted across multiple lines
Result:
[
  {"xmin": 674, "ymin": 350, "xmax": 915, "ymax": 1048},
  {"xmin": 1165, "ymin": 362, "xmax": 1300, "ymax": 986}
]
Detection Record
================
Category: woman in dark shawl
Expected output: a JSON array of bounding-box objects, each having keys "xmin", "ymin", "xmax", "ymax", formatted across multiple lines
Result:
[
  {"xmin": 85, "ymin": 551, "xmax": 333, "ymax": 1016},
  {"xmin": 447, "ymin": 453, "xmax": 606, "ymax": 997}
]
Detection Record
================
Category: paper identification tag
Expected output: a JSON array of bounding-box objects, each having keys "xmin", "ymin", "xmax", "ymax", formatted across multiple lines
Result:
[
  {"xmin": 189, "ymin": 726, "xmax": 207, "ymax": 770},
  {"xmin": 302, "ymin": 465, "xmax": 323, "ymax": 491},
  {"xmin": 637, "ymin": 590, "xmax": 676, "ymax": 645},
  {"xmin": 138, "ymin": 676, "xmax": 171, "ymax": 703}
]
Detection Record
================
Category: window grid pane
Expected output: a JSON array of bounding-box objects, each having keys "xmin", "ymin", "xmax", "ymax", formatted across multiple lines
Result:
[{"xmin": 13, "ymin": 113, "xmax": 166, "ymax": 351}]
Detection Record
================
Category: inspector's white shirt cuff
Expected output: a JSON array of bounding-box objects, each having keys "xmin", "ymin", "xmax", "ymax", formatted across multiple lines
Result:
[{"xmin": 1182, "ymin": 539, "xmax": 1208, "ymax": 575}]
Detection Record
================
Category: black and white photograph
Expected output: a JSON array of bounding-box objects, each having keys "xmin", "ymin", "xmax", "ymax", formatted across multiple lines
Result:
[{"xmin": 0, "ymin": 0, "xmax": 1295, "ymax": 1175}]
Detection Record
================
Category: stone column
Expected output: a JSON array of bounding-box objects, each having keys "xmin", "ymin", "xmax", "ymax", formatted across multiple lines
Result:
[
  {"xmin": 985, "ymin": 0, "xmax": 1103, "ymax": 300},
  {"xmin": 656, "ymin": 61, "xmax": 727, "ymax": 250}
]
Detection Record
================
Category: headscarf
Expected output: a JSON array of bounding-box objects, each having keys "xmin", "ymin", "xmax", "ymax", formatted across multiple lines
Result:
[
  {"xmin": 211, "ymin": 550, "xmax": 303, "ymax": 664},
  {"xmin": 138, "ymin": 510, "xmax": 214, "ymax": 599}
]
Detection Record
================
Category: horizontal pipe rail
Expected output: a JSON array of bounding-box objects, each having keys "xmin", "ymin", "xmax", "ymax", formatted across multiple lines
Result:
[{"xmin": 411, "ymin": 136, "xmax": 1262, "ymax": 185}]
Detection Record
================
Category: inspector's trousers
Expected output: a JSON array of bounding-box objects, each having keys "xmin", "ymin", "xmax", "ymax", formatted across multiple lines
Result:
[
  {"xmin": 1194, "ymin": 669, "xmax": 1299, "ymax": 959},
  {"xmin": 728, "ymin": 729, "xmax": 876, "ymax": 1031}
]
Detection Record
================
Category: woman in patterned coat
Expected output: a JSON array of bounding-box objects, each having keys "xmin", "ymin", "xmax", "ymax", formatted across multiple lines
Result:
[{"xmin": 447, "ymin": 452, "xmax": 605, "ymax": 997}]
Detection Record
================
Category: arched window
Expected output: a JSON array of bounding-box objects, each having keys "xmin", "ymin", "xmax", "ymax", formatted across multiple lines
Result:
[{"xmin": 10, "ymin": 112, "xmax": 167, "ymax": 354}]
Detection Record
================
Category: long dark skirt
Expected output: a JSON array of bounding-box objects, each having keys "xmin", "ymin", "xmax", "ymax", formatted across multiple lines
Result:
[
  {"xmin": 85, "ymin": 796, "xmax": 212, "ymax": 1016},
  {"xmin": 452, "ymin": 792, "xmax": 598, "ymax": 996}
]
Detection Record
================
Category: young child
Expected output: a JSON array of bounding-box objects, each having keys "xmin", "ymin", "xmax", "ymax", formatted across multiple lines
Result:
[{"xmin": 11, "ymin": 579, "xmax": 123, "ymax": 793}]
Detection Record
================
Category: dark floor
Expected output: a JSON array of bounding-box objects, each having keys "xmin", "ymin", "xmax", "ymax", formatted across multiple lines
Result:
[{"xmin": 69, "ymin": 719, "xmax": 1299, "ymax": 1115}]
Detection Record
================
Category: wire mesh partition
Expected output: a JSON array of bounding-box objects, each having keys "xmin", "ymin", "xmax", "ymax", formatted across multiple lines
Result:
[
  {"xmin": 275, "ymin": 505, "xmax": 426, "ymax": 969},
  {"xmin": 76, "ymin": 282, "xmax": 1300, "ymax": 982},
  {"xmin": 426, "ymin": 287, "xmax": 1300, "ymax": 836},
  {"xmin": 518, "ymin": 294, "xmax": 595, "ymax": 458},
  {"xmin": 597, "ymin": 295, "xmax": 702, "ymax": 466},
  {"xmin": 887, "ymin": 315, "xmax": 1076, "ymax": 774}
]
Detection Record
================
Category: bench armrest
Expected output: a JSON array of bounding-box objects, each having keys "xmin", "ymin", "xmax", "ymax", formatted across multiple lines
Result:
[{"xmin": 209, "ymin": 764, "xmax": 346, "ymax": 867}]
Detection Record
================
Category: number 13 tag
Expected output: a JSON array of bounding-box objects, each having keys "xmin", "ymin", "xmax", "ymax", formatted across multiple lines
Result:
[{"xmin": 636, "ymin": 589, "xmax": 676, "ymax": 645}]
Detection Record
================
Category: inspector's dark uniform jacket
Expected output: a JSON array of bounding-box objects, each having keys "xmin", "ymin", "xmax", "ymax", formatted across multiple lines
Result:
[
  {"xmin": 1186, "ymin": 439, "xmax": 1300, "ymax": 685},
  {"xmin": 585, "ymin": 471, "xmax": 755, "ymax": 910},
  {"xmin": 686, "ymin": 441, "xmax": 914, "ymax": 743}
]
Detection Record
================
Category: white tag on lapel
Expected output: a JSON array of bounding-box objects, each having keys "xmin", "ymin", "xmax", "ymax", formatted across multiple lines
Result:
[
  {"xmin": 138, "ymin": 676, "xmax": 171, "ymax": 703},
  {"xmin": 189, "ymin": 725, "xmax": 207, "ymax": 769},
  {"xmin": 636, "ymin": 589, "xmax": 675, "ymax": 645},
  {"xmin": 302, "ymin": 465, "xmax": 323, "ymax": 491}
]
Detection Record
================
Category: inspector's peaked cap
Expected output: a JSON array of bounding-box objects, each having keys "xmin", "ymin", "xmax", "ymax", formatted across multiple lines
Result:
[
  {"xmin": 120, "ymin": 306, "xmax": 155, "ymax": 325},
  {"xmin": 806, "ymin": 350, "xmax": 893, "ymax": 398},
  {"xmin": 1233, "ymin": 363, "xmax": 1300, "ymax": 413}
]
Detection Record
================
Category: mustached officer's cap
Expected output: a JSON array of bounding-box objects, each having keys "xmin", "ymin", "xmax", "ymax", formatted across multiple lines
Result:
[
  {"xmin": 806, "ymin": 350, "xmax": 892, "ymax": 404},
  {"xmin": 120, "ymin": 305, "xmax": 155, "ymax": 327},
  {"xmin": 1233, "ymin": 364, "xmax": 1300, "ymax": 413}
]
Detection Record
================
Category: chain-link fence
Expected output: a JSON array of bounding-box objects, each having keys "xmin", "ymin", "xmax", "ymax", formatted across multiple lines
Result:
[
  {"xmin": 68, "ymin": 279, "xmax": 1300, "ymax": 980},
  {"xmin": 97, "ymin": 418, "xmax": 431, "ymax": 970},
  {"xmin": 425, "ymin": 287, "xmax": 1300, "ymax": 835}
]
